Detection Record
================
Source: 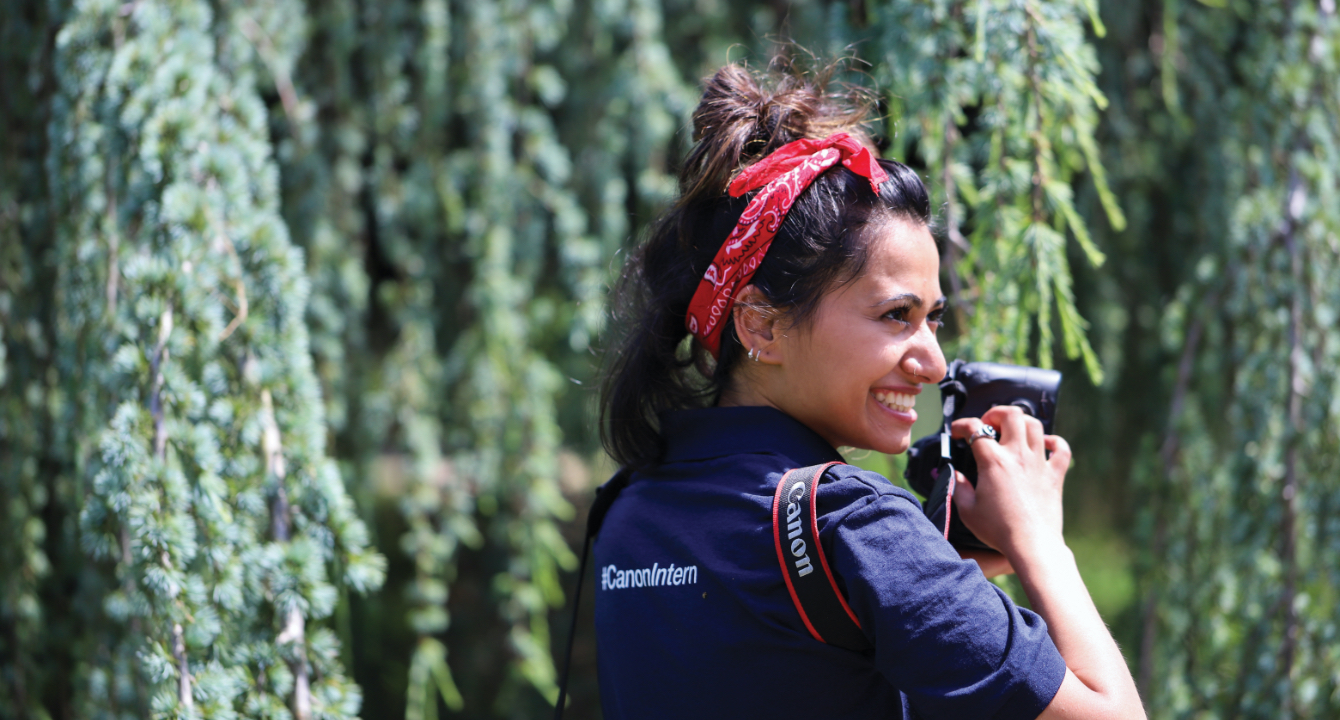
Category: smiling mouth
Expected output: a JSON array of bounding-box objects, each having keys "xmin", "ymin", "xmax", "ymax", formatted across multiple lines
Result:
[{"xmin": 874, "ymin": 390, "xmax": 915, "ymax": 413}]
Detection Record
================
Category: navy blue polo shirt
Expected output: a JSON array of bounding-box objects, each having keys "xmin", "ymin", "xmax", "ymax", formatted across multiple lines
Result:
[{"xmin": 594, "ymin": 405, "xmax": 1066, "ymax": 719}]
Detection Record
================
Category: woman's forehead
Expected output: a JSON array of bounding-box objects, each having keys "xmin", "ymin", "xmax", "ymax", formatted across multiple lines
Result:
[{"xmin": 853, "ymin": 221, "xmax": 941, "ymax": 297}]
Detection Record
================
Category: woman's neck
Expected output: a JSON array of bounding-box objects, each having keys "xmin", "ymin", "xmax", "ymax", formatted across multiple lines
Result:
[{"xmin": 716, "ymin": 372, "xmax": 780, "ymax": 410}]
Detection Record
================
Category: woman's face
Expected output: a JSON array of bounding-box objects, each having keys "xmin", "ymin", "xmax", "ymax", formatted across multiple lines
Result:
[{"xmin": 750, "ymin": 218, "xmax": 947, "ymax": 454}]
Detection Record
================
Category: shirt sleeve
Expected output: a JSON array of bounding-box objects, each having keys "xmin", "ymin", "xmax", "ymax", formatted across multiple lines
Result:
[{"xmin": 817, "ymin": 467, "xmax": 1067, "ymax": 720}]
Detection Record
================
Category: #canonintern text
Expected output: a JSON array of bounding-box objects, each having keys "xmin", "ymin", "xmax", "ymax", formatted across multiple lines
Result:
[{"xmin": 601, "ymin": 562, "xmax": 698, "ymax": 590}]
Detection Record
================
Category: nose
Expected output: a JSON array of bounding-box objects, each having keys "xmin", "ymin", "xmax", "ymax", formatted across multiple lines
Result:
[{"xmin": 900, "ymin": 324, "xmax": 947, "ymax": 385}]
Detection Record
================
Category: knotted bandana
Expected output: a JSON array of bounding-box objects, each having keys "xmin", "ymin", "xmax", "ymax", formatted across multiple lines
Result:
[{"xmin": 684, "ymin": 132, "xmax": 889, "ymax": 357}]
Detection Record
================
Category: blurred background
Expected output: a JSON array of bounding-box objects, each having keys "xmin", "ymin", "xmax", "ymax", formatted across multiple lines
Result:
[{"xmin": 2, "ymin": 0, "xmax": 1338, "ymax": 718}]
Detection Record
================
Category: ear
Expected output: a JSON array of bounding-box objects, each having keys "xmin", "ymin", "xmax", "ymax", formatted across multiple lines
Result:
[{"xmin": 732, "ymin": 285, "xmax": 782, "ymax": 363}]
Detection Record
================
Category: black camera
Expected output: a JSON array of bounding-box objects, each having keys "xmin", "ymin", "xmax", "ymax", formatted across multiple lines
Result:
[{"xmin": 904, "ymin": 360, "xmax": 1062, "ymax": 551}]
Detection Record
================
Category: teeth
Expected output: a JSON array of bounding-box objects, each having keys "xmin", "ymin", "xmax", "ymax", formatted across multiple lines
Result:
[{"xmin": 874, "ymin": 391, "xmax": 916, "ymax": 412}]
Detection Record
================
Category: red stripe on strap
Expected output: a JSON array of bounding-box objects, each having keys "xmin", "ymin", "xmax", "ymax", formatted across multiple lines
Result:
[
  {"xmin": 943, "ymin": 466, "xmax": 956, "ymax": 540},
  {"xmin": 773, "ymin": 469, "xmax": 824, "ymax": 644},
  {"xmin": 808, "ymin": 461, "xmax": 863, "ymax": 630}
]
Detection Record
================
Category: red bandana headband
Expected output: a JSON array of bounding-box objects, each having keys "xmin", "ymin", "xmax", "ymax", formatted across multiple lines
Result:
[{"xmin": 684, "ymin": 132, "xmax": 889, "ymax": 357}]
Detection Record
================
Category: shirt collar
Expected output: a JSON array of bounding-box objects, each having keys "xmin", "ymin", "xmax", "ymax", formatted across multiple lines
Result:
[{"xmin": 660, "ymin": 405, "xmax": 843, "ymax": 466}]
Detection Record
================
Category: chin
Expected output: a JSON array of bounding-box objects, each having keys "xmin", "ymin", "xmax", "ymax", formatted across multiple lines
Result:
[{"xmin": 864, "ymin": 432, "xmax": 911, "ymax": 456}]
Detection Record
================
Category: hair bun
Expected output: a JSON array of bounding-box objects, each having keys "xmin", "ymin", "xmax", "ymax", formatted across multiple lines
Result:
[{"xmin": 680, "ymin": 61, "xmax": 874, "ymax": 203}]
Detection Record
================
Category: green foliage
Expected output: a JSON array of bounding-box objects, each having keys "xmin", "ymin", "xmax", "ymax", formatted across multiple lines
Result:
[
  {"xmin": 256, "ymin": 1, "xmax": 1127, "ymax": 714},
  {"xmin": 3, "ymin": 0, "xmax": 382, "ymax": 717},
  {"xmin": 270, "ymin": 0, "xmax": 693, "ymax": 715},
  {"xmin": 868, "ymin": 0, "xmax": 1120, "ymax": 382},
  {"xmin": 9, "ymin": 1, "xmax": 1339, "ymax": 719},
  {"xmin": 1130, "ymin": 1, "xmax": 1340, "ymax": 716},
  {"xmin": 0, "ymin": 0, "xmax": 1126, "ymax": 717}
]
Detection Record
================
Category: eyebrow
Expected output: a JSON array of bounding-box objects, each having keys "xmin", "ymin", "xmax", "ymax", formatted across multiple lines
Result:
[{"xmin": 871, "ymin": 293, "xmax": 948, "ymax": 309}]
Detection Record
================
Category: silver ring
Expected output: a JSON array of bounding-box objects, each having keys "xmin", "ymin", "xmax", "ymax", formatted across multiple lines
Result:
[{"xmin": 967, "ymin": 424, "xmax": 998, "ymax": 445}]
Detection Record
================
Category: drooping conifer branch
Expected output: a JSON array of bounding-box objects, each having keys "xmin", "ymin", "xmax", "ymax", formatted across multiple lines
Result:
[
  {"xmin": 261, "ymin": 389, "xmax": 312, "ymax": 720},
  {"xmin": 1139, "ymin": 282, "xmax": 1219, "ymax": 695},
  {"xmin": 14, "ymin": 1, "xmax": 384, "ymax": 716},
  {"xmin": 149, "ymin": 307, "xmax": 194, "ymax": 711},
  {"xmin": 1137, "ymin": 1, "xmax": 1340, "ymax": 713},
  {"xmin": 171, "ymin": 622, "xmax": 193, "ymax": 712},
  {"xmin": 236, "ymin": 15, "xmax": 300, "ymax": 126},
  {"xmin": 149, "ymin": 309, "xmax": 172, "ymax": 460},
  {"xmin": 941, "ymin": 115, "xmax": 970, "ymax": 330},
  {"xmin": 207, "ymin": 196, "xmax": 248, "ymax": 342},
  {"xmin": 1026, "ymin": 11, "xmax": 1046, "ymax": 226}
]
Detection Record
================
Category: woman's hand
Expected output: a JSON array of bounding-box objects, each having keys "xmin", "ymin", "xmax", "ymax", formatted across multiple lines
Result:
[
  {"xmin": 948, "ymin": 405, "xmax": 1071, "ymax": 556},
  {"xmin": 949, "ymin": 406, "xmax": 1146, "ymax": 719}
]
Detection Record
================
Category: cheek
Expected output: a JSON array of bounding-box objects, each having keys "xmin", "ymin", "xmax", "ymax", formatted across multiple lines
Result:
[
  {"xmin": 791, "ymin": 325, "xmax": 865, "ymax": 402},
  {"xmin": 821, "ymin": 330, "xmax": 893, "ymax": 399}
]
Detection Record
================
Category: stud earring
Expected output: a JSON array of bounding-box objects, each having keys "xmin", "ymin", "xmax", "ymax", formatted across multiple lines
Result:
[{"xmin": 747, "ymin": 347, "xmax": 760, "ymax": 362}]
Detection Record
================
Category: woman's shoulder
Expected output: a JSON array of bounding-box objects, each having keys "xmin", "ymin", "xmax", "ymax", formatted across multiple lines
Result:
[{"xmin": 816, "ymin": 462, "xmax": 926, "ymax": 525}]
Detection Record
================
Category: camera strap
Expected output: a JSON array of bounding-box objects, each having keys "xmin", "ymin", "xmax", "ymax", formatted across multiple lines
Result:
[
  {"xmin": 937, "ymin": 376, "xmax": 968, "ymax": 540},
  {"xmin": 772, "ymin": 462, "xmax": 871, "ymax": 652},
  {"xmin": 553, "ymin": 467, "xmax": 630, "ymax": 720},
  {"xmin": 938, "ymin": 420, "xmax": 957, "ymax": 541}
]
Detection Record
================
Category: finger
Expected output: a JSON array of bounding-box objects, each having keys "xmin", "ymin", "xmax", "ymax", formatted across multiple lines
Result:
[
  {"xmin": 949, "ymin": 417, "xmax": 977, "ymax": 440},
  {"xmin": 950, "ymin": 418, "xmax": 1003, "ymax": 466},
  {"xmin": 953, "ymin": 470, "xmax": 976, "ymax": 510},
  {"xmin": 950, "ymin": 417, "xmax": 996, "ymax": 442},
  {"xmin": 1023, "ymin": 413, "xmax": 1045, "ymax": 453},
  {"xmin": 1045, "ymin": 434, "xmax": 1072, "ymax": 481},
  {"xmin": 980, "ymin": 405, "xmax": 1028, "ymax": 449}
]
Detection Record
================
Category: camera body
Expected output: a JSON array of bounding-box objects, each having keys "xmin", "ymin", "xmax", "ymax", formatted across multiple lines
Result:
[{"xmin": 904, "ymin": 360, "xmax": 1062, "ymax": 551}]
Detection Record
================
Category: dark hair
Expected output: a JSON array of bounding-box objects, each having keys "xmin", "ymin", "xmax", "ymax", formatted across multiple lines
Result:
[{"xmin": 599, "ymin": 61, "xmax": 931, "ymax": 469}]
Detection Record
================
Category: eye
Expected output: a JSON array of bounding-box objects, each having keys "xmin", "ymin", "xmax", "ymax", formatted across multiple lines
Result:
[
  {"xmin": 882, "ymin": 306, "xmax": 911, "ymax": 325},
  {"xmin": 927, "ymin": 307, "xmax": 946, "ymax": 332}
]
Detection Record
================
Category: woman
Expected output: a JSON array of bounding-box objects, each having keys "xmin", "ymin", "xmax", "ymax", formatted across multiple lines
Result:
[{"xmin": 595, "ymin": 63, "xmax": 1144, "ymax": 720}]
